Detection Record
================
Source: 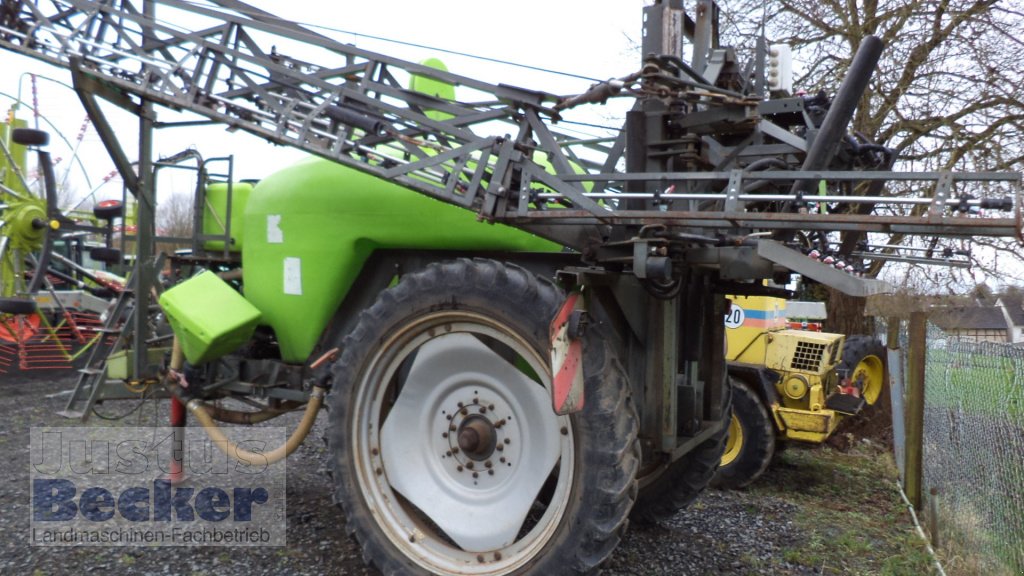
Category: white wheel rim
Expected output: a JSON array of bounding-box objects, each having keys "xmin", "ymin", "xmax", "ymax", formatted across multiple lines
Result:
[{"xmin": 353, "ymin": 311, "xmax": 574, "ymax": 575}]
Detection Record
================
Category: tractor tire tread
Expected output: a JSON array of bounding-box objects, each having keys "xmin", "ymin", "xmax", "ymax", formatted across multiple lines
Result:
[
  {"xmin": 324, "ymin": 258, "xmax": 639, "ymax": 575},
  {"xmin": 710, "ymin": 377, "xmax": 775, "ymax": 490}
]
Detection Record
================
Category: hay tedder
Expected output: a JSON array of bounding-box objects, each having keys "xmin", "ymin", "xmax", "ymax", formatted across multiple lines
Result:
[
  {"xmin": 0, "ymin": 1, "xmax": 1020, "ymax": 574},
  {"xmin": 0, "ymin": 109, "xmax": 126, "ymax": 373}
]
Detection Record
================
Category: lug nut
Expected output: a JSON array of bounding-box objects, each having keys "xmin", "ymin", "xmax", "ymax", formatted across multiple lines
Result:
[
  {"xmin": 485, "ymin": 461, "xmax": 492, "ymax": 468},
  {"xmin": 488, "ymin": 470, "xmax": 494, "ymax": 476},
  {"xmin": 466, "ymin": 462, "xmax": 474, "ymax": 469},
  {"xmin": 477, "ymin": 554, "xmax": 485, "ymax": 563},
  {"xmin": 457, "ymin": 465, "xmax": 464, "ymax": 472},
  {"xmin": 472, "ymin": 472, "xmax": 479, "ymax": 478},
  {"xmin": 561, "ymin": 427, "xmax": 568, "ymax": 435}
]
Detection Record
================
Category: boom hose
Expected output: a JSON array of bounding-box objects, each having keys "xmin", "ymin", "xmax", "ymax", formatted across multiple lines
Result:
[{"xmin": 166, "ymin": 337, "xmax": 325, "ymax": 465}]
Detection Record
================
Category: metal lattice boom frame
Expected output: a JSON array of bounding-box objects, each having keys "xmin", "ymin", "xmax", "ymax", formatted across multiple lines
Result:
[{"xmin": 0, "ymin": 0, "xmax": 1019, "ymax": 256}]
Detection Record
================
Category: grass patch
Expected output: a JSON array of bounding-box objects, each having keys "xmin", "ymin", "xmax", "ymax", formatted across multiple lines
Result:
[
  {"xmin": 925, "ymin": 349, "xmax": 1024, "ymax": 418},
  {"xmin": 749, "ymin": 443, "xmax": 937, "ymax": 575}
]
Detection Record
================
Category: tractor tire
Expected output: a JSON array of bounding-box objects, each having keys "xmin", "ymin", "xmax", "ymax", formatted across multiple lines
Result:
[
  {"xmin": 93, "ymin": 200, "xmax": 124, "ymax": 220},
  {"xmin": 839, "ymin": 335, "xmax": 886, "ymax": 405},
  {"xmin": 710, "ymin": 377, "xmax": 775, "ymax": 490},
  {"xmin": 89, "ymin": 247, "xmax": 122, "ymax": 264},
  {"xmin": 325, "ymin": 258, "xmax": 640, "ymax": 576},
  {"xmin": 0, "ymin": 297, "xmax": 38, "ymax": 315},
  {"xmin": 11, "ymin": 127, "xmax": 48, "ymax": 146},
  {"xmin": 630, "ymin": 372, "xmax": 732, "ymax": 523}
]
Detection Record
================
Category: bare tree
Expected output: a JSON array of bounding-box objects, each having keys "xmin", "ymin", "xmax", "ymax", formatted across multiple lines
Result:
[
  {"xmin": 156, "ymin": 190, "xmax": 194, "ymax": 253},
  {"xmin": 720, "ymin": 0, "xmax": 1024, "ymax": 332}
]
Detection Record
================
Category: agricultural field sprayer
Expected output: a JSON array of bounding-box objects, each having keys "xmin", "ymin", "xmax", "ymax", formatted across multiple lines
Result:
[{"xmin": 0, "ymin": 0, "xmax": 1021, "ymax": 574}]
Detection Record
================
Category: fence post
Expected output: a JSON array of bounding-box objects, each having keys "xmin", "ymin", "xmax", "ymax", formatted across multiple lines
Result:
[
  {"xmin": 886, "ymin": 316, "xmax": 907, "ymax": 482},
  {"xmin": 886, "ymin": 318, "xmax": 900, "ymax": 352},
  {"xmin": 904, "ymin": 310, "xmax": 926, "ymax": 510},
  {"xmin": 928, "ymin": 486, "xmax": 941, "ymax": 548}
]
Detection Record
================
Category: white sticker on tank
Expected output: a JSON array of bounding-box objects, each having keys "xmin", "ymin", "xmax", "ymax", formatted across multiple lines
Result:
[
  {"xmin": 284, "ymin": 257, "xmax": 302, "ymax": 295},
  {"xmin": 267, "ymin": 214, "xmax": 284, "ymax": 243}
]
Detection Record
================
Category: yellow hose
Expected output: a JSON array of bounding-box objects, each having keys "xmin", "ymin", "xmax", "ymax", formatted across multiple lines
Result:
[{"xmin": 167, "ymin": 337, "xmax": 325, "ymax": 465}]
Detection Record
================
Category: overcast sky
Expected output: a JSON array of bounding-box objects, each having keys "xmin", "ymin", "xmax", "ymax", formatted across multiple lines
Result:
[{"xmin": 0, "ymin": 0, "xmax": 652, "ymax": 206}]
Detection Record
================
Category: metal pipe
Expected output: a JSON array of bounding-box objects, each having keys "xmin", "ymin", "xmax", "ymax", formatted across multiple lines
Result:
[
  {"xmin": 534, "ymin": 191, "xmax": 1010, "ymax": 208},
  {"xmin": 788, "ymin": 36, "xmax": 884, "ymax": 205},
  {"xmin": 167, "ymin": 336, "xmax": 188, "ymax": 485},
  {"xmin": 168, "ymin": 398, "xmax": 187, "ymax": 482}
]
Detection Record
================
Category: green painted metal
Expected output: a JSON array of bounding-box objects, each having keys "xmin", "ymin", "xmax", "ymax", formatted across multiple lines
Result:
[
  {"xmin": 5, "ymin": 201, "xmax": 46, "ymax": 252},
  {"xmin": 1, "ymin": 118, "xmax": 36, "ymax": 299},
  {"xmin": 202, "ymin": 181, "xmax": 252, "ymax": 252},
  {"xmin": 0, "ymin": 119, "xmax": 28, "ymax": 195},
  {"xmin": 410, "ymin": 58, "xmax": 455, "ymax": 122},
  {"xmin": 241, "ymin": 157, "xmax": 558, "ymax": 362},
  {"xmin": 159, "ymin": 270, "xmax": 262, "ymax": 364}
]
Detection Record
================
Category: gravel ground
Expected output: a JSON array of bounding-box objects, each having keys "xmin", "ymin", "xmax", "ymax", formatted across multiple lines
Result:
[{"xmin": 2, "ymin": 370, "xmax": 857, "ymax": 575}]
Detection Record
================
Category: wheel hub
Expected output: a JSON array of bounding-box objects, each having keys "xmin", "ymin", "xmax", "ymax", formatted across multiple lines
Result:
[
  {"xmin": 457, "ymin": 414, "xmax": 497, "ymax": 460},
  {"xmin": 6, "ymin": 200, "xmax": 47, "ymax": 250},
  {"xmin": 438, "ymin": 392, "xmax": 517, "ymax": 484},
  {"xmin": 376, "ymin": 331, "xmax": 565, "ymax": 553}
]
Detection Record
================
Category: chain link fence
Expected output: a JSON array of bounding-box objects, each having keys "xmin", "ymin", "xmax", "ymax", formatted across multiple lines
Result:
[{"xmin": 888, "ymin": 320, "xmax": 1024, "ymax": 575}]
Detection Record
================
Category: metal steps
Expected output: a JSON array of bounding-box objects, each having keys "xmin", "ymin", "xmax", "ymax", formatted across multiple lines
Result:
[{"xmin": 58, "ymin": 276, "xmax": 139, "ymax": 421}]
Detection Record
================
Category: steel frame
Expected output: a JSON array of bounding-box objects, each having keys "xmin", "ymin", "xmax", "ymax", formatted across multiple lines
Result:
[{"xmin": 0, "ymin": 0, "xmax": 1017, "ymax": 257}]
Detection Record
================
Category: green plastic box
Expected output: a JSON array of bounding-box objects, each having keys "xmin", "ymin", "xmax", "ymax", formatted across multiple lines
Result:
[{"xmin": 159, "ymin": 271, "xmax": 262, "ymax": 365}]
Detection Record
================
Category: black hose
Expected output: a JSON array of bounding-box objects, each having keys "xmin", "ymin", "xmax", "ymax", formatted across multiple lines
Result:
[
  {"xmin": 741, "ymin": 158, "xmax": 791, "ymax": 194},
  {"xmin": 787, "ymin": 36, "xmax": 884, "ymax": 206}
]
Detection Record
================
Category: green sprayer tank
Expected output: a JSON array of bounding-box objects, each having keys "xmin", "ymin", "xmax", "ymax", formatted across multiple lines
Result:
[{"xmin": 220, "ymin": 157, "xmax": 557, "ymax": 363}]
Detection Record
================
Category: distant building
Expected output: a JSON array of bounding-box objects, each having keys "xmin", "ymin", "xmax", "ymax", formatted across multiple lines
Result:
[
  {"xmin": 931, "ymin": 295, "xmax": 1024, "ymax": 343},
  {"xmin": 996, "ymin": 294, "xmax": 1024, "ymax": 343}
]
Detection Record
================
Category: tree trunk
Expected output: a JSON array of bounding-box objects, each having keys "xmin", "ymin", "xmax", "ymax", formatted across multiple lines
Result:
[{"xmin": 824, "ymin": 288, "xmax": 874, "ymax": 337}]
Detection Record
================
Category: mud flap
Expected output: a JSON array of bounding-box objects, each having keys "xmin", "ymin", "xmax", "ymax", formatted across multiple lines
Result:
[
  {"xmin": 825, "ymin": 393, "xmax": 866, "ymax": 415},
  {"xmin": 550, "ymin": 291, "xmax": 585, "ymax": 415}
]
